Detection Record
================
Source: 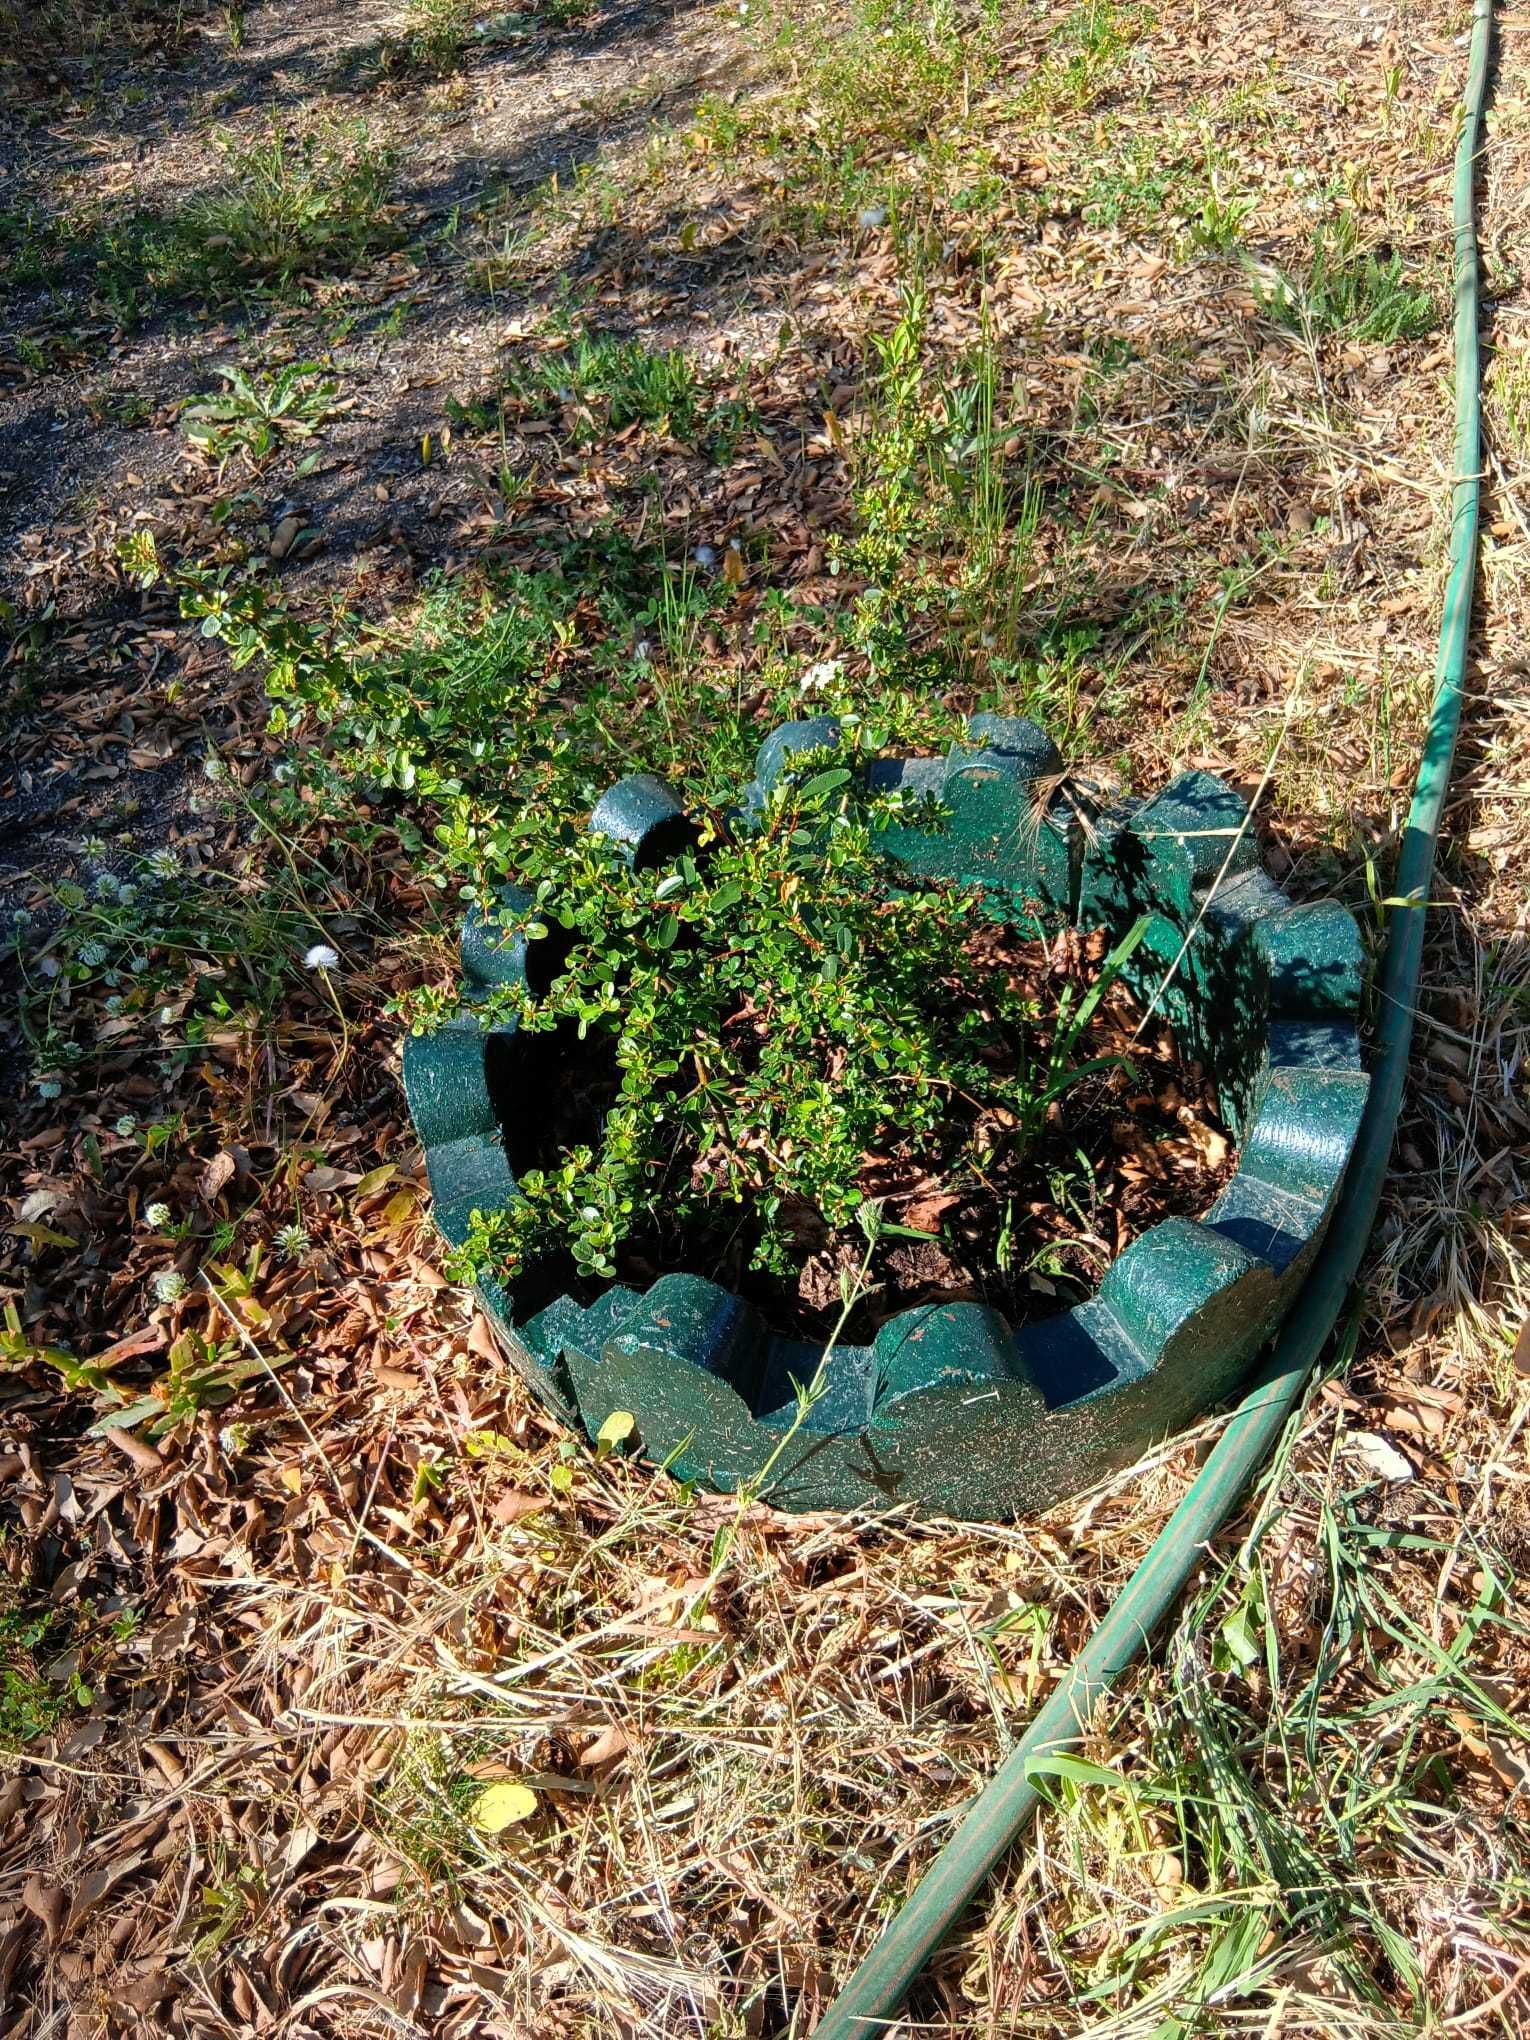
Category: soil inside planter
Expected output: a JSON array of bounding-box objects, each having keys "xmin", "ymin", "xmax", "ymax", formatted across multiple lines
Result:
[{"xmin": 497, "ymin": 920, "xmax": 1236, "ymax": 1346}]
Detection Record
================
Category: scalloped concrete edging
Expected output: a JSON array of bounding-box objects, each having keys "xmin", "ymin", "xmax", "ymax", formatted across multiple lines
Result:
[{"xmin": 402, "ymin": 715, "xmax": 1369, "ymax": 1519}]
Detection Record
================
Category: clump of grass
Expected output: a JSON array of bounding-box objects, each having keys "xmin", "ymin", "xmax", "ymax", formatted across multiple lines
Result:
[
  {"xmin": 92, "ymin": 121, "xmax": 400, "ymax": 320},
  {"xmin": 1267, "ymin": 214, "xmax": 1437, "ymax": 343},
  {"xmin": 0, "ymin": 0, "xmax": 193, "ymax": 74},
  {"xmin": 378, "ymin": 0, "xmax": 477, "ymax": 76},
  {"xmin": 177, "ymin": 121, "xmax": 400, "ymax": 286},
  {"xmin": 1015, "ymin": 0, "xmax": 1148, "ymax": 115},
  {"xmin": 453, "ymin": 315, "xmax": 748, "ymax": 451}
]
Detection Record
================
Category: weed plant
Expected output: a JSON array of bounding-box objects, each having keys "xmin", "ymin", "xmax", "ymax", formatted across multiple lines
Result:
[
  {"xmin": 182, "ymin": 360, "xmax": 341, "ymax": 475},
  {"xmin": 88, "ymin": 122, "xmax": 400, "ymax": 322},
  {"xmin": 451, "ymin": 314, "xmax": 749, "ymax": 452},
  {"xmin": 1267, "ymin": 213, "xmax": 1437, "ymax": 343}
]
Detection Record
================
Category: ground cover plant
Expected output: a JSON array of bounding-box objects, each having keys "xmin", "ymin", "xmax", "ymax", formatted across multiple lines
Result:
[
  {"xmin": 1, "ymin": 0, "xmax": 1528, "ymax": 2031},
  {"xmin": 440, "ymin": 741, "xmax": 1222, "ymax": 1324}
]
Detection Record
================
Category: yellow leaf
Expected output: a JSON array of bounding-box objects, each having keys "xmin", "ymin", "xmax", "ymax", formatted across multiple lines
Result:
[
  {"xmin": 722, "ymin": 546, "xmax": 745, "ymax": 587},
  {"xmin": 596, "ymin": 1409, "xmax": 636, "ymax": 1451},
  {"xmin": 354, "ymin": 1164, "xmax": 397, "ymax": 1197},
  {"xmin": 379, "ymin": 1190, "xmax": 418, "ymax": 1228},
  {"xmin": 470, "ymin": 1781, "xmax": 537, "ymax": 1832}
]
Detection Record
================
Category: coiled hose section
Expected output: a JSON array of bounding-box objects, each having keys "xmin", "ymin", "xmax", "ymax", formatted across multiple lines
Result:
[{"xmin": 812, "ymin": 5, "xmax": 1492, "ymax": 2030}]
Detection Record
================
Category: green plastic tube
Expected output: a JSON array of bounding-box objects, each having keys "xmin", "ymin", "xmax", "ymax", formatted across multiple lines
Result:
[{"xmin": 812, "ymin": 4, "xmax": 1493, "ymax": 2029}]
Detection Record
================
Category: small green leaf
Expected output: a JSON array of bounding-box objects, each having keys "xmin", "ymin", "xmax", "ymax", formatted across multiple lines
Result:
[{"xmin": 798, "ymin": 767, "xmax": 851, "ymax": 802}]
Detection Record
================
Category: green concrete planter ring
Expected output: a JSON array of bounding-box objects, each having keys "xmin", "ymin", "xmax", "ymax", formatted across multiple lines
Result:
[{"xmin": 402, "ymin": 714, "xmax": 1368, "ymax": 1520}]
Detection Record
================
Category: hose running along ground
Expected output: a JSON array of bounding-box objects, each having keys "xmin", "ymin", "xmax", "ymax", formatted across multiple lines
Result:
[{"xmin": 811, "ymin": 3, "xmax": 1494, "ymax": 2030}]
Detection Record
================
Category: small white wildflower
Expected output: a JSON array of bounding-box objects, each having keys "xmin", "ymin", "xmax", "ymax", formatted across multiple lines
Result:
[
  {"xmin": 117, "ymin": 883, "xmax": 137, "ymax": 905},
  {"xmin": 203, "ymin": 754, "xmax": 226, "ymax": 781},
  {"xmin": 145, "ymin": 1202, "xmax": 171, "ymax": 1228},
  {"xmin": 115, "ymin": 1114, "xmax": 137, "ymax": 1136},
  {"xmin": 158, "ymin": 1006, "xmax": 176, "ymax": 1025},
  {"xmin": 147, "ymin": 848, "xmax": 181, "ymax": 879},
  {"xmin": 303, "ymin": 942, "xmax": 340, "ymax": 971},
  {"xmin": 693, "ymin": 543, "xmax": 718, "ymax": 568},
  {"xmin": 93, "ymin": 873, "xmax": 120, "ymax": 899},
  {"xmin": 105, "ymin": 995, "xmax": 123, "ymax": 1012},
  {"xmin": 83, "ymin": 835, "xmax": 108, "ymax": 858},
  {"xmin": 38, "ymin": 1080, "xmax": 62, "ymax": 1101},
  {"xmin": 275, "ymin": 1222, "xmax": 310, "ymax": 1260},
  {"xmin": 128, "ymin": 952, "xmax": 148, "ymax": 972},
  {"xmin": 634, "ymin": 637, "xmax": 653, "ymax": 665},
  {"xmin": 77, "ymin": 940, "xmax": 109, "ymax": 967},
  {"xmin": 798, "ymin": 657, "xmax": 843, "ymax": 696},
  {"xmin": 857, "ymin": 204, "xmax": 888, "ymax": 230},
  {"xmin": 152, "ymin": 1269, "xmax": 186, "ymax": 1304}
]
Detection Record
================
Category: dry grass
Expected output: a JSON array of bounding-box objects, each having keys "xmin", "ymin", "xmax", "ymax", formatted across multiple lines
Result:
[{"xmin": 1, "ymin": 0, "xmax": 1528, "ymax": 2032}]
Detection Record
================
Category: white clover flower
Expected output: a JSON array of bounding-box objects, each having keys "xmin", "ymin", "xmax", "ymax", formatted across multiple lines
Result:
[
  {"xmin": 148, "ymin": 848, "xmax": 181, "ymax": 879},
  {"xmin": 275, "ymin": 1222, "xmax": 310, "ymax": 1260},
  {"xmin": 77, "ymin": 940, "xmax": 109, "ymax": 967},
  {"xmin": 115, "ymin": 1115, "xmax": 137, "ymax": 1136},
  {"xmin": 693, "ymin": 543, "xmax": 718, "ymax": 568},
  {"xmin": 203, "ymin": 755, "xmax": 226, "ymax": 781},
  {"xmin": 303, "ymin": 942, "xmax": 340, "ymax": 971},
  {"xmin": 857, "ymin": 205, "xmax": 888, "ymax": 229},
  {"xmin": 38, "ymin": 1080, "xmax": 62, "ymax": 1101},
  {"xmin": 128, "ymin": 952, "xmax": 148, "ymax": 971},
  {"xmin": 152, "ymin": 1270, "xmax": 185, "ymax": 1304},
  {"xmin": 93, "ymin": 874, "xmax": 120, "ymax": 899},
  {"xmin": 145, "ymin": 1202, "xmax": 171, "ymax": 1228}
]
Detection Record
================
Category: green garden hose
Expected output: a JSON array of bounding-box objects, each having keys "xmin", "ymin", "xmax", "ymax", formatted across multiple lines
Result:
[{"xmin": 812, "ymin": 4, "xmax": 1493, "ymax": 2029}]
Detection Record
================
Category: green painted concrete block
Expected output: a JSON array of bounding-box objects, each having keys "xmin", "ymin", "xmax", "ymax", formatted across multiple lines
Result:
[
  {"xmin": 401, "ymin": 714, "xmax": 1373, "ymax": 1521},
  {"xmin": 590, "ymin": 772, "xmax": 696, "ymax": 867},
  {"xmin": 462, "ymin": 884, "xmax": 534, "ymax": 992}
]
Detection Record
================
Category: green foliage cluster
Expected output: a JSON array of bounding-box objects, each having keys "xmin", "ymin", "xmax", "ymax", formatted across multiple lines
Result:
[
  {"xmin": 0, "ymin": 1605, "xmax": 92, "ymax": 1751},
  {"xmin": 451, "ymin": 314, "xmax": 749, "ymax": 453},
  {"xmin": 1269, "ymin": 214, "xmax": 1437, "ymax": 343},
  {"xmin": 182, "ymin": 361, "xmax": 341, "ymax": 475},
  {"xmin": 22, "ymin": 835, "xmax": 317, "ymax": 1077},
  {"xmin": 382, "ymin": 0, "xmax": 477, "ymax": 75},
  {"xmin": 122, "ymin": 528, "xmax": 1123, "ymax": 1301},
  {"xmin": 451, "ymin": 735, "xmax": 1135, "ymax": 1285},
  {"xmin": 82, "ymin": 121, "xmax": 400, "ymax": 324}
]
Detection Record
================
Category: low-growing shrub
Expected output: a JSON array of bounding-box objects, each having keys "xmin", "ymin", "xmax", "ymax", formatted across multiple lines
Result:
[{"xmin": 447, "ymin": 734, "xmax": 1146, "ymax": 1304}]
